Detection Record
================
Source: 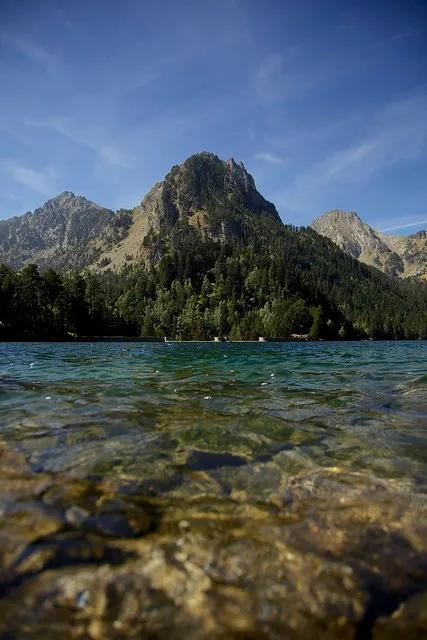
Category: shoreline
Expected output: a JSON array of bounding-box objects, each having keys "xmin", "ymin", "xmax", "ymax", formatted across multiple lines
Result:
[{"xmin": 0, "ymin": 337, "xmax": 424, "ymax": 343}]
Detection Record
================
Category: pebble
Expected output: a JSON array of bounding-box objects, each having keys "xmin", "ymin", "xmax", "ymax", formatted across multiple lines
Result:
[
  {"xmin": 75, "ymin": 590, "xmax": 90, "ymax": 608},
  {"xmin": 179, "ymin": 520, "xmax": 191, "ymax": 531},
  {"xmin": 65, "ymin": 505, "xmax": 90, "ymax": 526}
]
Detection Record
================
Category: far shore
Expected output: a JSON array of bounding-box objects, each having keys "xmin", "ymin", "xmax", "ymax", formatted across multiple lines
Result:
[{"xmin": 0, "ymin": 337, "xmax": 424, "ymax": 343}]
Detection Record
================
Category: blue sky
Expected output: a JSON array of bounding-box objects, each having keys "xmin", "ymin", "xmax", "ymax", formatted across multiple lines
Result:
[{"xmin": 0, "ymin": 0, "xmax": 426, "ymax": 234}]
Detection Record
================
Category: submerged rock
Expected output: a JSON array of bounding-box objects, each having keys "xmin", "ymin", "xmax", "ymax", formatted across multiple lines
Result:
[
  {"xmin": 184, "ymin": 449, "xmax": 247, "ymax": 471},
  {"xmin": 372, "ymin": 590, "xmax": 427, "ymax": 639},
  {"xmin": 0, "ymin": 440, "xmax": 426, "ymax": 639}
]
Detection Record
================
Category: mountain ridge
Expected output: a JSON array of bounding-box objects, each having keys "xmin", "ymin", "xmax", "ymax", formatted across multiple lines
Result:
[
  {"xmin": 0, "ymin": 152, "xmax": 281, "ymax": 273},
  {"xmin": 0, "ymin": 191, "xmax": 115, "ymax": 272},
  {"xmin": 0, "ymin": 154, "xmax": 426, "ymax": 283},
  {"xmin": 311, "ymin": 209, "xmax": 427, "ymax": 280}
]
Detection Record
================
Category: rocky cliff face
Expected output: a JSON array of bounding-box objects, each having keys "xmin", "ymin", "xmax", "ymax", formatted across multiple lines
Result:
[
  {"xmin": 311, "ymin": 210, "xmax": 427, "ymax": 280},
  {"xmin": 378, "ymin": 229, "xmax": 427, "ymax": 280},
  {"xmin": 0, "ymin": 192, "xmax": 114, "ymax": 272}
]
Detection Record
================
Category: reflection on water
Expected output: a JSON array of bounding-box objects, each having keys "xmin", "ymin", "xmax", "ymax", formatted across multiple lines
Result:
[{"xmin": 0, "ymin": 341, "xmax": 426, "ymax": 638}]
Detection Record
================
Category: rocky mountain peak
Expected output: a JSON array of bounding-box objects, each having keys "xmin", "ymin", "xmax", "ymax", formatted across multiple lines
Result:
[
  {"xmin": 39, "ymin": 191, "xmax": 104, "ymax": 212},
  {"xmin": 168, "ymin": 152, "xmax": 258, "ymax": 197},
  {"xmin": 138, "ymin": 151, "xmax": 280, "ymax": 229},
  {"xmin": 52, "ymin": 190, "xmax": 76, "ymax": 200},
  {"xmin": 311, "ymin": 210, "xmax": 427, "ymax": 280},
  {"xmin": 314, "ymin": 209, "xmax": 363, "ymax": 225},
  {"xmin": 311, "ymin": 210, "xmax": 374, "ymax": 260},
  {"xmin": 0, "ymin": 192, "xmax": 114, "ymax": 271},
  {"xmin": 95, "ymin": 152, "xmax": 282, "ymax": 271}
]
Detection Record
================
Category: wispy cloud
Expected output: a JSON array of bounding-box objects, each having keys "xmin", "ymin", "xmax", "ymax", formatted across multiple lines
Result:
[
  {"xmin": 275, "ymin": 92, "xmax": 427, "ymax": 212},
  {"xmin": 253, "ymin": 49, "xmax": 331, "ymax": 106},
  {"xmin": 381, "ymin": 219, "xmax": 427, "ymax": 232},
  {"xmin": 1, "ymin": 32, "xmax": 59, "ymax": 77},
  {"xmin": 2, "ymin": 160, "xmax": 58, "ymax": 196},
  {"xmin": 387, "ymin": 26, "xmax": 427, "ymax": 43},
  {"xmin": 23, "ymin": 117, "xmax": 131, "ymax": 168},
  {"xmin": 254, "ymin": 53, "xmax": 286, "ymax": 105},
  {"xmin": 253, "ymin": 152, "xmax": 284, "ymax": 165},
  {"xmin": 50, "ymin": 2, "xmax": 85, "ymax": 38},
  {"xmin": 256, "ymin": 53, "xmax": 283, "ymax": 83}
]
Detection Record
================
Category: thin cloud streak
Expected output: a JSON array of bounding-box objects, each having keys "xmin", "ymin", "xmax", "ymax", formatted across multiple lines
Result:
[
  {"xmin": 275, "ymin": 92, "xmax": 427, "ymax": 213},
  {"xmin": 2, "ymin": 160, "xmax": 58, "ymax": 196},
  {"xmin": 381, "ymin": 219, "xmax": 427, "ymax": 232},
  {"xmin": 1, "ymin": 31, "xmax": 59, "ymax": 77},
  {"xmin": 253, "ymin": 152, "xmax": 284, "ymax": 165},
  {"xmin": 23, "ymin": 117, "xmax": 131, "ymax": 168},
  {"xmin": 253, "ymin": 51, "xmax": 321, "ymax": 105}
]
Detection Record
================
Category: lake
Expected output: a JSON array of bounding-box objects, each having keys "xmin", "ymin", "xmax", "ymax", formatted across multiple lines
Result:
[{"xmin": 0, "ymin": 341, "xmax": 426, "ymax": 639}]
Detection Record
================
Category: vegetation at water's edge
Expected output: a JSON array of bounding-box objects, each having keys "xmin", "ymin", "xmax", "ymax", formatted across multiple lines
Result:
[{"xmin": 1, "ymin": 221, "xmax": 426, "ymax": 341}]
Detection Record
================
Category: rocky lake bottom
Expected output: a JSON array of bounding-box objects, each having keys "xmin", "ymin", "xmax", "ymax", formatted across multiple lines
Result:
[{"xmin": 0, "ymin": 341, "xmax": 426, "ymax": 639}]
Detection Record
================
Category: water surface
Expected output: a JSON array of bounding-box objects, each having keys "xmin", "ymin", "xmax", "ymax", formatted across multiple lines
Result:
[{"xmin": 0, "ymin": 341, "xmax": 426, "ymax": 638}]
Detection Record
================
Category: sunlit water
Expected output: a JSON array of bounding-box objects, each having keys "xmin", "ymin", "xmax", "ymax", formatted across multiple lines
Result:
[{"xmin": 0, "ymin": 341, "xmax": 426, "ymax": 639}]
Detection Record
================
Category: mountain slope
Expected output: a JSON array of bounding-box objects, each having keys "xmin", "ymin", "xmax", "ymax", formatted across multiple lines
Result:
[
  {"xmin": 0, "ymin": 192, "xmax": 115, "ymax": 272},
  {"xmin": 311, "ymin": 210, "xmax": 427, "ymax": 280},
  {"xmin": 378, "ymin": 229, "xmax": 427, "ymax": 279}
]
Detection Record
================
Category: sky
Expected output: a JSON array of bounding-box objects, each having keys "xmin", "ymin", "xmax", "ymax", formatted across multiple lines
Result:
[{"xmin": 0, "ymin": 0, "xmax": 426, "ymax": 234}]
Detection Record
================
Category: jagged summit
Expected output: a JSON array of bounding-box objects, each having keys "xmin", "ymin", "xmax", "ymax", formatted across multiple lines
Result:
[
  {"xmin": 165, "ymin": 152, "xmax": 265, "ymax": 208},
  {"xmin": 39, "ymin": 191, "xmax": 105, "ymax": 210},
  {"xmin": 51, "ymin": 190, "xmax": 76, "ymax": 199},
  {"xmin": 159, "ymin": 151, "xmax": 278, "ymax": 218},
  {"xmin": 0, "ymin": 191, "xmax": 114, "ymax": 271},
  {"xmin": 314, "ymin": 209, "xmax": 361, "ymax": 223},
  {"xmin": 311, "ymin": 209, "xmax": 427, "ymax": 280},
  {"xmin": 95, "ymin": 152, "xmax": 281, "ymax": 271}
]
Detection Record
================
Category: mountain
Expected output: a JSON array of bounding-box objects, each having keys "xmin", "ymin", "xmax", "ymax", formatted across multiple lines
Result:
[
  {"xmin": 0, "ymin": 192, "xmax": 116, "ymax": 272},
  {"xmin": 93, "ymin": 152, "xmax": 280, "ymax": 270},
  {"xmin": 311, "ymin": 210, "xmax": 427, "ymax": 280}
]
